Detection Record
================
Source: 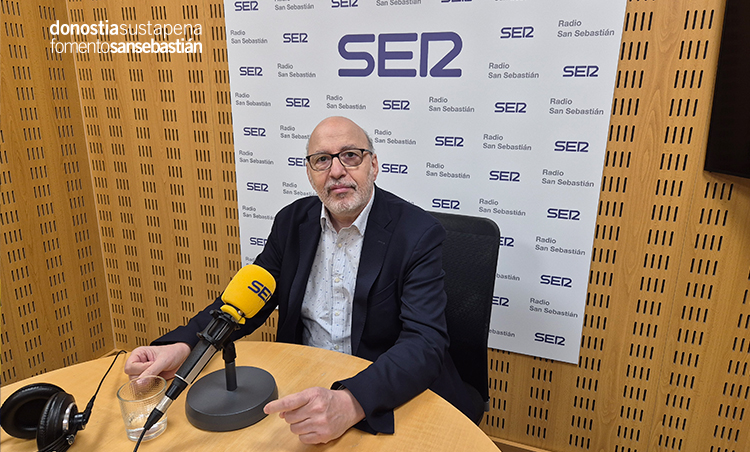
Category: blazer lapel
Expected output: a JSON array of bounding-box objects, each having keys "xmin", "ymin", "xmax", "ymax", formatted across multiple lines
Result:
[{"xmin": 351, "ymin": 187, "xmax": 392, "ymax": 355}]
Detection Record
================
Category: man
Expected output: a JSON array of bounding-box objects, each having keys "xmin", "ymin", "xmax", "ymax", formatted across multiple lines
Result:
[{"xmin": 124, "ymin": 116, "xmax": 483, "ymax": 443}]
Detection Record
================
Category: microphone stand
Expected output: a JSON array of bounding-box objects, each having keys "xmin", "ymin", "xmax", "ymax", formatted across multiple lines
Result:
[
  {"xmin": 223, "ymin": 341, "xmax": 239, "ymax": 392},
  {"xmin": 183, "ymin": 313, "xmax": 278, "ymax": 432}
]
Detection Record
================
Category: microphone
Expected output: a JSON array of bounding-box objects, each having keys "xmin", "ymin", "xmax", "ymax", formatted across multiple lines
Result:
[{"xmin": 141, "ymin": 265, "xmax": 276, "ymax": 433}]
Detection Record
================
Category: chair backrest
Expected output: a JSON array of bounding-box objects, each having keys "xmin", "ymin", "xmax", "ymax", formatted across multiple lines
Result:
[{"xmin": 430, "ymin": 212, "xmax": 500, "ymax": 409}]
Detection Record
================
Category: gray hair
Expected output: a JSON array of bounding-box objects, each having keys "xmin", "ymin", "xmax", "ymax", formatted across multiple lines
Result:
[{"xmin": 363, "ymin": 129, "xmax": 375, "ymax": 154}]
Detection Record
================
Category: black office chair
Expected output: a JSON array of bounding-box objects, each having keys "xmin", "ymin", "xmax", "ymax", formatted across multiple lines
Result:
[{"xmin": 431, "ymin": 212, "xmax": 500, "ymax": 423}]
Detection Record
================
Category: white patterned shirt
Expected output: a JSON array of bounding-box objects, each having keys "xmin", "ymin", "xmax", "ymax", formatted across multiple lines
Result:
[{"xmin": 300, "ymin": 196, "xmax": 374, "ymax": 354}]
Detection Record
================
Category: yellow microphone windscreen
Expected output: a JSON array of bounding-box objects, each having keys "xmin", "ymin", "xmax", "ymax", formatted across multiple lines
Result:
[{"xmin": 220, "ymin": 265, "xmax": 276, "ymax": 323}]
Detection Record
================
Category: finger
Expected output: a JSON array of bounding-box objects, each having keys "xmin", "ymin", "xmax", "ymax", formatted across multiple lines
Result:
[
  {"xmin": 298, "ymin": 431, "xmax": 327, "ymax": 445},
  {"xmin": 287, "ymin": 417, "xmax": 318, "ymax": 436},
  {"xmin": 138, "ymin": 359, "xmax": 167, "ymax": 379},
  {"xmin": 279, "ymin": 403, "xmax": 315, "ymax": 425},
  {"xmin": 123, "ymin": 349, "xmax": 152, "ymax": 374},
  {"xmin": 124, "ymin": 361, "xmax": 150, "ymax": 377},
  {"xmin": 264, "ymin": 393, "xmax": 308, "ymax": 415}
]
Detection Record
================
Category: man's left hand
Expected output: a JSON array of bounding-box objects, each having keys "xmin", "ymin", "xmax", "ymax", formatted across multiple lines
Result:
[{"xmin": 264, "ymin": 386, "xmax": 366, "ymax": 444}]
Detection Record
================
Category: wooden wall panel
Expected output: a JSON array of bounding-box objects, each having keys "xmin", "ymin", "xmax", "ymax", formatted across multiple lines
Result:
[
  {"xmin": 1, "ymin": 0, "xmax": 113, "ymax": 383},
  {"xmin": 2, "ymin": 1, "xmax": 748, "ymax": 452},
  {"xmin": 485, "ymin": 1, "xmax": 750, "ymax": 452},
  {"xmin": 68, "ymin": 0, "xmax": 241, "ymax": 350}
]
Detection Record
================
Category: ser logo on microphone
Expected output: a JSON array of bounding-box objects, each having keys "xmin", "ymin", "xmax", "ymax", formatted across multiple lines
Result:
[{"xmin": 249, "ymin": 280, "xmax": 273, "ymax": 302}]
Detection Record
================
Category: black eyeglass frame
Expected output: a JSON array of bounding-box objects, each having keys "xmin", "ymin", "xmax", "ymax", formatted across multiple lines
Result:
[{"xmin": 305, "ymin": 149, "xmax": 373, "ymax": 172}]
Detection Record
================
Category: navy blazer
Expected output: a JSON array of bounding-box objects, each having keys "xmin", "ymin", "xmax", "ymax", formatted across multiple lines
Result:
[{"xmin": 156, "ymin": 186, "xmax": 481, "ymax": 433}]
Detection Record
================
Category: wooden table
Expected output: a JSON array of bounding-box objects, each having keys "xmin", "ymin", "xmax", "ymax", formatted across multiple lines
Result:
[{"xmin": 1, "ymin": 342, "xmax": 499, "ymax": 451}]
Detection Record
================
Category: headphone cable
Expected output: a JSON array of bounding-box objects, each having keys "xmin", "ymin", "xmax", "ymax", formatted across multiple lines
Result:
[
  {"xmin": 37, "ymin": 350, "xmax": 126, "ymax": 452},
  {"xmin": 82, "ymin": 350, "xmax": 127, "ymax": 424}
]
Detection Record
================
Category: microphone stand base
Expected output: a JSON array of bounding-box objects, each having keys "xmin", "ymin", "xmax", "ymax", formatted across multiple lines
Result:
[{"xmin": 185, "ymin": 366, "xmax": 278, "ymax": 432}]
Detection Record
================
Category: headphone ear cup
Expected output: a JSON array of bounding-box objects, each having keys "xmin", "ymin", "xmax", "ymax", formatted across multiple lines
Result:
[
  {"xmin": 0, "ymin": 383, "xmax": 65, "ymax": 440},
  {"xmin": 36, "ymin": 391, "xmax": 78, "ymax": 451}
]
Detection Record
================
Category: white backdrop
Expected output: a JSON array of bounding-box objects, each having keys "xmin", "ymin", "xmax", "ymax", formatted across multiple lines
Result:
[{"xmin": 225, "ymin": 0, "xmax": 626, "ymax": 363}]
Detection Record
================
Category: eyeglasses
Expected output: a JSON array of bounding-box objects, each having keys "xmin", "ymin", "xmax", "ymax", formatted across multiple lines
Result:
[{"xmin": 305, "ymin": 149, "xmax": 372, "ymax": 172}]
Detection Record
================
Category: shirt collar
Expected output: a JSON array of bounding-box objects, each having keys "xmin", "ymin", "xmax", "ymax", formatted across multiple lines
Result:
[{"xmin": 319, "ymin": 189, "xmax": 375, "ymax": 235}]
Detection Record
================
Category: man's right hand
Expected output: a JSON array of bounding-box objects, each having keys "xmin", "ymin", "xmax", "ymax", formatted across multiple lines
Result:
[{"xmin": 124, "ymin": 343, "xmax": 191, "ymax": 380}]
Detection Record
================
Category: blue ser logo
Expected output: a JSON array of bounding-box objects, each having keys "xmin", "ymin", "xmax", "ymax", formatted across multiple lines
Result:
[
  {"xmin": 239, "ymin": 66, "xmax": 262, "ymax": 76},
  {"xmin": 381, "ymin": 163, "xmax": 408, "ymax": 174},
  {"xmin": 248, "ymin": 237, "xmax": 267, "ymax": 246},
  {"xmin": 554, "ymin": 141, "xmax": 589, "ymax": 152},
  {"xmin": 285, "ymin": 98, "xmax": 310, "ymax": 108},
  {"xmin": 547, "ymin": 208, "xmax": 580, "ymax": 220},
  {"xmin": 331, "ymin": 0, "xmax": 357, "ymax": 7},
  {"xmin": 489, "ymin": 170, "xmax": 521, "ymax": 182},
  {"xmin": 243, "ymin": 127, "xmax": 265, "ymax": 137},
  {"xmin": 431, "ymin": 198, "xmax": 460, "ymax": 210},
  {"xmin": 435, "ymin": 136, "xmax": 464, "ymax": 147},
  {"xmin": 500, "ymin": 26, "xmax": 534, "ymax": 39},
  {"xmin": 540, "ymin": 274, "xmax": 572, "ymax": 288},
  {"xmin": 283, "ymin": 33, "xmax": 308, "ymax": 43},
  {"xmin": 246, "ymin": 182, "xmax": 268, "ymax": 192},
  {"xmin": 534, "ymin": 332, "xmax": 566, "ymax": 346},
  {"xmin": 249, "ymin": 279, "xmax": 272, "ymax": 301},
  {"xmin": 494, "ymin": 102, "xmax": 527, "ymax": 113},
  {"xmin": 492, "ymin": 296, "xmax": 510, "ymax": 307},
  {"xmin": 234, "ymin": 1, "xmax": 258, "ymax": 11},
  {"xmin": 563, "ymin": 65, "xmax": 599, "ymax": 77},
  {"xmin": 338, "ymin": 32, "xmax": 462, "ymax": 77},
  {"xmin": 383, "ymin": 100, "xmax": 410, "ymax": 110}
]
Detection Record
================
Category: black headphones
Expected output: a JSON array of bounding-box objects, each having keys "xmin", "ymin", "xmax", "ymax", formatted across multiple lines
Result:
[{"xmin": 1, "ymin": 350, "xmax": 124, "ymax": 452}]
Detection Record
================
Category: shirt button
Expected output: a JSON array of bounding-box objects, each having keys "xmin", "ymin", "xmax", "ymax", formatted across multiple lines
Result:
[
  {"xmin": 334, "ymin": 345, "xmax": 340, "ymax": 350},
  {"xmin": 334, "ymin": 277, "xmax": 341, "ymax": 283},
  {"xmin": 337, "ymin": 243, "xmax": 342, "ymax": 248},
  {"xmin": 334, "ymin": 311, "xmax": 341, "ymax": 317}
]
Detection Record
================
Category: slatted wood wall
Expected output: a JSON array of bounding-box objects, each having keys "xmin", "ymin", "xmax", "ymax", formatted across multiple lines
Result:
[
  {"xmin": 2, "ymin": 0, "xmax": 114, "ymax": 381},
  {"xmin": 1, "ymin": 1, "xmax": 748, "ymax": 451},
  {"xmin": 483, "ymin": 1, "xmax": 750, "ymax": 451}
]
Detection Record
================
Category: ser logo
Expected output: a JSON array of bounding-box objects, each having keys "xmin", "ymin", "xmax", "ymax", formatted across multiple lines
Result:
[
  {"xmin": 285, "ymin": 98, "xmax": 310, "ymax": 108},
  {"xmin": 547, "ymin": 208, "xmax": 580, "ymax": 220},
  {"xmin": 239, "ymin": 66, "xmax": 262, "ymax": 76},
  {"xmin": 287, "ymin": 157, "xmax": 306, "ymax": 167},
  {"xmin": 331, "ymin": 0, "xmax": 357, "ymax": 7},
  {"xmin": 492, "ymin": 296, "xmax": 510, "ymax": 307},
  {"xmin": 534, "ymin": 332, "xmax": 566, "ymax": 346},
  {"xmin": 246, "ymin": 182, "xmax": 269, "ymax": 192},
  {"xmin": 338, "ymin": 32, "xmax": 462, "ymax": 78},
  {"xmin": 500, "ymin": 26, "xmax": 534, "ymax": 39},
  {"xmin": 249, "ymin": 279, "xmax": 272, "ymax": 301},
  {"xmin": 234, "ymin": 1, "xmax": 258, "ymax": 11},
  {"xmin": 383, "ymin": 100, "xmax": 410, "ymax": 110},
  {"xmin": 381, "ymin": 163, "xmax": 408, "ymax": 174},
  {"xmin": 489, "ymin": 170, "xmax": 521, "ymax": 182},
  {"xmin": 243, "ymin": 127, "xmax": 266, "ymax": 137},
  {"xmin": 283, "ymin": 33, "xmax": 308, "ymax": 43},
  {"xmin": 248, "ymin": 237, "xmax": 267, "ymax": 247},
  {"xmin": 494, "ymin": 102, "xmax": 527, "ymax": 113},
  {"xmin": 554, "ymin": 141, "xmax": 589, "ymax": 152},
  {"xmin": 435, "ymin": 136, "xmax": 464, "ymax": 147},
  {"xmin": 431, "ymin": 198, "xmax": 460, "ymax": 210},
  {"xmin": 540, "ymin": 274, "xmax": 572, "ymax": 288},
  {"xmin": 499, "ymin": 235, "xmax": 514, "ymax": 247},
  {"xmin": 563, "ymin": 65, "xmax": 599, "ymax": 77}
]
